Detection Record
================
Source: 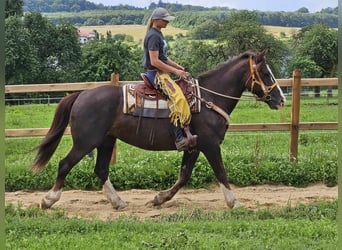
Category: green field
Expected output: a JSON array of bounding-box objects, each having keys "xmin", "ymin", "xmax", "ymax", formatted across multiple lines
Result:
[
  {"xmin": 263, "ymin": 25, "xmax": 300, "ymax": 38},
  {"xmin": 5, "ymin": 92, "xmax": 338, "ymax": 129},
  {"xmin": 78, "ymin": 24, "xmax": 188, "ymax": 42},
  {"xmin": 77, "ymin": 24, "xmax": 298, "ymax": 42}
]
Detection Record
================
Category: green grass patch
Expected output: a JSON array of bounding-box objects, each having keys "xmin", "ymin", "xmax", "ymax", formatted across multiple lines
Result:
[
  {"xmin": 5, "ymin": 201, "xmax": 337, "ymax": 249},
  {"xmin": 5, "ymin": 104, "xmax": 57, "ymax": 129},
  {"xmin": 5, "ymin": 130, "xmax": 337, "ymax": 191},
  {"xmin": 5, "ymin": 94, "xmax": 338, "ymax": 128}
]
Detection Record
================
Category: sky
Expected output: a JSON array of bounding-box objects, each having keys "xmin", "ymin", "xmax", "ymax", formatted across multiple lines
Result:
[{"xmin": 89, "ymin": 0, "xmax": 337, "ymax": 13}]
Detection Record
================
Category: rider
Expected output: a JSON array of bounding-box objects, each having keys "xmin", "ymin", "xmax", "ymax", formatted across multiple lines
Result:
[{"xmin": 142, "ymin": 7, "xmax": 196, "ymax": 151}]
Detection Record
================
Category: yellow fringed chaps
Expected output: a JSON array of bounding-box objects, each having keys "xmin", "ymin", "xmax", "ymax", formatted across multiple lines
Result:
[{"xmin": 155, "ymin": 73, "xmax": 191, "ymax": 127}]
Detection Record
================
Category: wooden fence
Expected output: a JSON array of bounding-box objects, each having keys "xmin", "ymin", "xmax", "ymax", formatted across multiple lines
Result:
[{"xmin": 5, "ymin": 72, "xmax": 338, "ymax": 161}]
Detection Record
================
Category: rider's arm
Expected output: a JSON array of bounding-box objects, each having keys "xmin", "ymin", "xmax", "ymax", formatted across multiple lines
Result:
[
  {"xmin": 166, "ymin": 58, "xmax": 185, "ymax": 71},
  {"xmin": 149, "ymin": 50, "xmax": 187, "ymax": 79}
]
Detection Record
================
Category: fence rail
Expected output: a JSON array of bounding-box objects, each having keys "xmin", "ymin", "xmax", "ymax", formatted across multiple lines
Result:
[
  {"xmin": 5, "ymin": 73, "xmax": 338, "ymax": 161},
  {"xmin": 4, "ymin": 122, "xmax": 337, "ymax": 138},
  {"xmin": 4, "ymin": 78, "xmax": 338, "ymax": 94}
]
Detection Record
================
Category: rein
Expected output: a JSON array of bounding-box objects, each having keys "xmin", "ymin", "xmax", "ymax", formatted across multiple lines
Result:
[{"xmin": 191, "ymin": 91, "xmax": 230, "ymax": 124}]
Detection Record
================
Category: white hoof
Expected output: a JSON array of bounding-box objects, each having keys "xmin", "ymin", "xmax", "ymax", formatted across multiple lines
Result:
[
  {"xmin": 41, "ymin": 189, "xmax": 62, "ymax": 209},
  {"xmin": 232, "ymin": 200, "xmax": 242, "ymax": 209},
  {"xmin": 112, "ymin": 199, "xmax": 128, "ymax": 210},
  {"xmin": 103, "ymin": 179, "xmax": 127, "ymax": 210}
]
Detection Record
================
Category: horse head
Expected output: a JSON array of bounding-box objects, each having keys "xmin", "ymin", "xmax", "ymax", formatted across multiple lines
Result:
[{"xmin": 244, "ymin": 50, "xmax": 286, "ymax": 109}]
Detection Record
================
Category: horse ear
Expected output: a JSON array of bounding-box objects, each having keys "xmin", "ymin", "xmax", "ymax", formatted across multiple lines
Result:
[
  {"xmin": 260, "ymin": 49, "xmax": 268, "ymax": 57},
  {"xmin": 255, "ymin": 49, "xmax": 268, "ymax": 64}
]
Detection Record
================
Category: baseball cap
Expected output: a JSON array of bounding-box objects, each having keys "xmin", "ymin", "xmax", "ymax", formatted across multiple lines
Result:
[{"xmin": 151, "ymin": 8, "xmax": 175, "ymax": 22}]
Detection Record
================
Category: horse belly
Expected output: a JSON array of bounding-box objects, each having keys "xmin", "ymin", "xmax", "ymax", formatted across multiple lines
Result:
[{"xmin": 110, "ymin": 117, "xmax": 176, "ymax": 151}]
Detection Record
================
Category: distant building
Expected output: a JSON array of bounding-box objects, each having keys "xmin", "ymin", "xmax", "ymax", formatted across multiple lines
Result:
[{"xmin": 78, "ymin": 30, "xmax": 96, "ymax": 44}]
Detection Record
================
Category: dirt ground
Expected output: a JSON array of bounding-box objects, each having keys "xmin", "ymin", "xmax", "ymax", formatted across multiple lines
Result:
[{"xmin": 5, "ymin": 183, "xmax": 337, "ymax": 220}]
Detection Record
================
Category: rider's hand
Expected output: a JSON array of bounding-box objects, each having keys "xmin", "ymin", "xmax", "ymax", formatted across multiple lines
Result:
[{"xmin": 176, "ymin": 69, "xmax": 188, "ymax": 79}]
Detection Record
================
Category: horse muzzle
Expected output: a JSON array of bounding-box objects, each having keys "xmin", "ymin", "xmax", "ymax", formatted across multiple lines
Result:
[{"xmin": 266, "ymin": 96, "xmax": 286, "ymax": 110}]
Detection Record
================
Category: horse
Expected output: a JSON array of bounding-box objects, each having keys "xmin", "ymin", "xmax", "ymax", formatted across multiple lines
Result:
[{"xmin": 31, "ymin": 50, "xmax": 285, "ymax": 210}]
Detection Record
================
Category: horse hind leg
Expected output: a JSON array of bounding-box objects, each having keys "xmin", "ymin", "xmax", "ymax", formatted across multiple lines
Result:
[
  {"xmin": 94, "ymin": 138, "xmax": 127, "ymax": 210},
  {"xmin": 41, "ymin": 147, "xmax": 86, "ymax": 209}
]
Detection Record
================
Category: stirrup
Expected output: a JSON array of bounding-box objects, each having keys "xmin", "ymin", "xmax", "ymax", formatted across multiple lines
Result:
[
  {"xmin": 175, "ymin": 138, "xmax": 189, "ymax": 151},
  {"xmin": 183, "ymin": 125, "xmax": 197, "ymax": 148}
]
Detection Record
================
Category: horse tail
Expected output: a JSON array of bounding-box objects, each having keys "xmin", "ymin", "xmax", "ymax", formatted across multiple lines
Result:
[{"xmin": 31, "ymin": 92, "xmax": 81, "ymax": 173}]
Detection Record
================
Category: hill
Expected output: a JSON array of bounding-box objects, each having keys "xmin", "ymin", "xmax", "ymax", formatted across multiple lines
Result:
[
  {"xmin": 23, "ymin": 0, "xmax": 144, "ymax": 12},
  {"xmin": 23, "ymin": 0, "xmax": 338, "ymax": 28}
]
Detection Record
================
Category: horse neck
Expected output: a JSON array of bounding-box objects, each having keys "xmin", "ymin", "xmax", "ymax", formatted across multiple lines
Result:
[{"xmin": 198, "ymin": 64, "xmax": 246, "ymax": 114}]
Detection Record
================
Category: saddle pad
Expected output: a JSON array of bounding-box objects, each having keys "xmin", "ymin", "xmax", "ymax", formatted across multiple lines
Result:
[
  {"xmin": 122, "ymin": 80, "xmax": 201, "ymax": 118},
  {"xmin": 123, "ymin": 84, "xmax": 169, "ymax": 118}
]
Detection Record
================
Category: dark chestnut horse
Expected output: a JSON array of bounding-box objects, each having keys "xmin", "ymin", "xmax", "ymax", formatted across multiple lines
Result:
[{"xmin": 31, "ymin": 50, "xmax": 285, "ymax": 209}]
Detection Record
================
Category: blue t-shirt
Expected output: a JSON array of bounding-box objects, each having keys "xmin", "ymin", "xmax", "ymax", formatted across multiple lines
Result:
[{"xmin": 142, "ymin": 27, "xmax": 168, "ymax": 70}]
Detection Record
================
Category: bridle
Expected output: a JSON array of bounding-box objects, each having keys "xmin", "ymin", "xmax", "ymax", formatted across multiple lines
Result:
[
  {"xmin": 192, "ymin": 55, "xmax": 279, "ymax": 102},
  {"xmin": 189, "ymin": 55, "xmax": 280, "ymax": 124},
  {"xmin": 245, "ymin": 56, "xmax": 279, "ymax": 102}
]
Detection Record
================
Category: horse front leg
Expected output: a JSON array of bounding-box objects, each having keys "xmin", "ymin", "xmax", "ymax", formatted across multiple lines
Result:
[
  {"xmin": 149, "ymin": 150, "xmax": 200, "ymax": 206},
  {"xmin": 203, "ymin": 145, "xmax": 241, "ymax": 209}
]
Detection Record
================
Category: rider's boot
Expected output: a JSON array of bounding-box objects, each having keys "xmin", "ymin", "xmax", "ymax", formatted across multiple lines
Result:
[{"xmin": 172, "ymin": 123, "xmax": 189, "ymax": 151}]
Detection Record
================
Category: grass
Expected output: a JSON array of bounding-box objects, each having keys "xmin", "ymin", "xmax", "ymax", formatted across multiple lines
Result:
[
  {"xmin": 264, "ymin": 25, "xmax": 300, "ymax": 38},
  {"xmin": 76, "ymin": 24, "xmax": 297, "ymax": 42},
  {"xmin": 5, "ymin": 93, "xmax": 338, "ymax": 128},
  {"xmin": 4, "ymin": 130, "xmax": 337, "ymax": 191},
  {"xmin": 5, "ymin": 201, "xmax": 337, "ymax": 249}
]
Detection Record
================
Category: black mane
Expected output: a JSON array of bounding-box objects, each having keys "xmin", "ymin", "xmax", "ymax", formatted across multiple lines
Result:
[{"xmin": 198, "ymin": 51, "xmax": 256, "ymax": 81}]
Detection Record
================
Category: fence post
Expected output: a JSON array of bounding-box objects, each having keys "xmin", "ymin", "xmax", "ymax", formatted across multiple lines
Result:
[
  {"xmin": 290, "ymin": 70, "xmax": 301, "ymax": 162},
  {"xmin": 111, "ymin": 72, "xmax": 119, "ymax": 86},
  {"xmin": 110, "ymin": 72, "xmax": 119, "ymax": 165}
]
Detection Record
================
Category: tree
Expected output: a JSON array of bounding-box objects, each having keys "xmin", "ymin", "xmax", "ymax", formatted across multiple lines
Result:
[
  {"xmin": 53, "ymin": 22, "xmax": 82, "ymax": 82},
  {"xmin": 216, "ymin": 10, "xmax": 287, "ymax": 77},
  {"xmin": 5, "ymin": 12, "xmax": 81, "ymax": 84},
  {"xmin": 5, "ymin": 0, "xmax": 23, "ymax": 18},
  {"xmin": 79, "ymin": 40, "xmax": 143, "ymax": 81},
  {"xmin": 189, "ymin": 20, "xmax": 219, "ymax": 40},
  {"xmin": 287, "ymin": 57, "xmax": 321, "ymax": 78},
  {"xmin": 290, "ymin": 23, "xmax": 337, "ymax": 96},
  {"xmin": 291, "ymin": 23, "xmax": 338, "ymax": 77},
  {"xmin": 23, "ymin": 12, "xmax": 82, "ymax": 83},
  {"xmin": 5, "ymin": 16, "xmax": 39, "ymax": 84},
  {"xmin": 217, "ymin": 11, "xmax": 266, "ymax": 56},
  {"xmin": 171, "ymin": 39, "xmax": 222, "ymax": 77},
  {"xmin": 297, "ymin": 7, "xmax": 309, "ymax": 13}
]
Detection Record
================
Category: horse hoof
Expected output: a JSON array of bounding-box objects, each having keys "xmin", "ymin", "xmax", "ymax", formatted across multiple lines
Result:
[
  {"xmin": 233, "ymin": 200, "xmax": 242, "ymax": 209},
  {"xmin": 41, "ymin": 197, "xmax": 53, "ymax": 209},
  {"xmin": 113, "ymin": 200, "xmax": 128, "ymax": 210},
  {"xmin": 41, "ymin": 189, "xmax": 62, "ymax": 209},
  {"xmin": 226, "ymin": 199, "xmax": 242, "ymax": 209},
  {"xmin": 146, "ymin": 197, "xmax": 163, "ymax": 207},
  {"xmin": 145, "ymin": 200, "xmax": 155, "ymax": 207}
]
